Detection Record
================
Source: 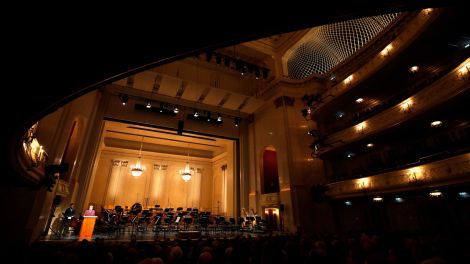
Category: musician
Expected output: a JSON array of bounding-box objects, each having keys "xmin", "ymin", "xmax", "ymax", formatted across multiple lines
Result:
[
  {"xmin": 61, "ymin": 203, "xmax": 76, "ymax": 235},
  {"xmin": 64, "ymin": 203, "xmax": 76, "ymax": 219}
]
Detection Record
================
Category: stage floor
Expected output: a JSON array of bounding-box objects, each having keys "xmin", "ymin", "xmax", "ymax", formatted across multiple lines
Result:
[{"xmin": 40, "ymin": 228, "xmax": 267, "ymax": 242}]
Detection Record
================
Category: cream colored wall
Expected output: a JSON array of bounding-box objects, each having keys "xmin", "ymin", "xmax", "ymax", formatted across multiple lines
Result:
[
  {"xmin": 250, "ymin": 97, "xmax": 296, "ymax": 231},
  {"xmin": 212, "ymin": 152, "xmax": 234, "ymax": 216},
  {"xmin": 285, "ymin": 96, "xmax": 334, "ymax": 234},
  {"xmin": 32, "ymin": 91, "xmax": 101, "ymax": 239},
  {"xmin": 88, "ymin": 150, "xmax": 214, "ymax": 211}
]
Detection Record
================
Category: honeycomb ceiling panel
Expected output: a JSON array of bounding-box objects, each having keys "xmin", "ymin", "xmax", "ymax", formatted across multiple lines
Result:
[{"xmin": 287, "ymin": 13, "xmax": 400, "ymax": 79}]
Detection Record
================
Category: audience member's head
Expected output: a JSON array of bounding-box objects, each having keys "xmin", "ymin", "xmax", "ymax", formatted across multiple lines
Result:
[{"xmin": 198, "ymin": 251, "xmax": 213, "ymax": 264}]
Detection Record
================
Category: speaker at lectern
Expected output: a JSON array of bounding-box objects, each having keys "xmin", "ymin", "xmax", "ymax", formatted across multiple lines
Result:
[{"xmin": 79, "ymin": 216, "xmax": 97, "ymax": 241}]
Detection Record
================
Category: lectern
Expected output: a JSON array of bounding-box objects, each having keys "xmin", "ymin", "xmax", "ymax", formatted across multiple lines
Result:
[{"xmin": 79, "ymin": 216, "xmax": 97, "ymax": 240}]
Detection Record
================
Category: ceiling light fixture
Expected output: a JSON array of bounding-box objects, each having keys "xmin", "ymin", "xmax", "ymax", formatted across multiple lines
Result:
[
  {"xmin": 409, "ymin": 65, "xmax": 419, "ymax": 73},
  {"xmin": 130, "ymin": 136, "xmax": 145, "ymax": 177},
  {"xmin": 121, "ymin": 94, "xmax": 129, "ymax": 106},
  {"xmin": 180, "ymin": 144, "xmax": 193, "ymax": 182},
  {"xmin": 234, "ymin": 117, "xmax": 240, "ymax": 127},
  {"xmin": 355, "ymin": 98, "xmax": 364, "ymax": 103},
  {"xmin": 430, "ymin": 120, "xmax": 443, "ymax": 127}
]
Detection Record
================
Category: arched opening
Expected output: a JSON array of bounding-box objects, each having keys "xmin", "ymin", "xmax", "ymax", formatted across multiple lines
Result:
[{"xmin": 261, "ymin": 146, "xmax": 280, "ymax": 194}]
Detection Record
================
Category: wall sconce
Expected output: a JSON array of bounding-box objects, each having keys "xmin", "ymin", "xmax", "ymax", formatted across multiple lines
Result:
[
  {"xmin": 355, "ymin": 122, "xmax": 367, "ymax": 134},
  {"xmin": 400, "ymin": 99, "xmax": 413, "ymax": 113},
  {"xmin": 356, "ymin": 177, "xmax": 370, "ymax": 191},
  {"xmin": 372, "ymin": 196, "xmax": 383, "ymax": 202},
  {"xmin": 343, "ymin": 74, "xmax": 354, "ymax": 85},
  {"xmin": 22, "ymin": 122, "xmax": 48, "ymax": 168},
  {"xmin": 380, "ymin": 43, "xmax": 393, "ymax": 57},
  {"xmin": 457, "ymin": 62, "xmax": 469, "ymax": 80},
  {"xmin": 406, "ymin": 167, "xmax": 426, "ymax": 186},
  {"xmin": 422, "ymin": 8, "xmax": 433, "ymax": 16},
  {"xmin": 429, "ymin": 190, "xmax": 443, "ymax": 197}
]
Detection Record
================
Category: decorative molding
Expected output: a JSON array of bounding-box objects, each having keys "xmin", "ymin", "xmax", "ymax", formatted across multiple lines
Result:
[
  {"xmin": 260, "ymin": 192, "xmax": 280, "ymax": 207},
  {"xmin": 327, "ymin": 152, "xmax": 470, "ymax": 198},
  {"xmin": 56, "ymin": 179, "xmax": 70, "ymax": 197}
]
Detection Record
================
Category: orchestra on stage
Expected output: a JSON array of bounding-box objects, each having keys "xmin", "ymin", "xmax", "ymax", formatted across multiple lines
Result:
[{"xmin": 58, "ymin": 203, "xmax": 266, "ymax": 237}]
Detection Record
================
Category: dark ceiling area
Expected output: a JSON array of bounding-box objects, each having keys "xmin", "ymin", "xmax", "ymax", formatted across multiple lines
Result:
[{"xmin": 3, "ymin": 1, "xmax": 460, "ymax": 179}]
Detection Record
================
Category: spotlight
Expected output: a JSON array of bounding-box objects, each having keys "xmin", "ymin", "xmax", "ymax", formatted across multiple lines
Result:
[
  {"xmin": 458, "ymin": 192, "xmax": 469, "ymax": 198},
  {"xmin": 344, "ymin": 200, "xmax": 352, "ymax": 206},
  {"xmin": 254, "ymin": 67, "xmax": 260, "ymax": 79},
  {"xmin": 206, "ymin": 112, "xmax": 211, "ymax": 122},
  {"xmin": 307, "ymin": 129, "xmax": 318, "ymax": 137},
  {"xmin": 146, "ymin": 100, "xmax": 152, "ymax": 109},
  {"xmin": 217, "ymin": 113, "xmax": 222, "ymax": 122},
  {"xmin": 193, "ymin": 109, "xmax": 199, "ymax": 117},
  {"xmin": 241, "ymin": 63, "xmax": 247, "ymax": 75},
  {"xmin": 394, "ymin": 196, "xmax": 404, "ymax": 203},
  {"xmin": 159, "ymin": 102, "xmax": 164, "ymax": 113},
  {"xmin": 173, "ymin": 105, "xmax": 179, "ymax": 114},
  {"xmin": 121, "ymin": 94, "xmax": 129, "ymax": 106},
  {"xmin": 234, "ymin": 117, "xmax": 241, "ymax": 127}
]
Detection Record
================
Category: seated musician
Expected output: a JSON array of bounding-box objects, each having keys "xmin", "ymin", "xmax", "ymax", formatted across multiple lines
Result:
[
  {"xmin": 61, "ymin": 203, "xmax": 76, "ymax": 235},
  {"xmin": 84, "ymin": 204, "xmax": 96, "ymax": 216},
  {"xmin": 63, "ymin": 203, "xmax": 76, "ymax": 219}
]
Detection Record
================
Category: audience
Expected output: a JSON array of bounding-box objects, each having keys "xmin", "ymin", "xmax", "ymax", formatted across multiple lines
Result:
[{"xmin": 25, "ymin": 231, "xmax": 470, "ymax": 263}]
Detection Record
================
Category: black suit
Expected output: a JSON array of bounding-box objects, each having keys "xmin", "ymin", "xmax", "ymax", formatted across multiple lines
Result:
[{"xmin": 64, "ymin": 207, "xmax": 76, "ymax": 219}]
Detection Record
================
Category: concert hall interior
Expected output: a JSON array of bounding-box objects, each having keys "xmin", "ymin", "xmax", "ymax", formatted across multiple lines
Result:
[{"xmin": 2, "ymin": 1, "xmax": 470, "ymax": 262}]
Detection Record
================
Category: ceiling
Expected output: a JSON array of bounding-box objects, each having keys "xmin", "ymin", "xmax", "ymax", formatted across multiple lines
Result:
[
  {"xmin": 287, "ymin": 13, "xmax": 401, "ymax": 78},
  {"xmin": 101, "ymin": 121, "xmax": 233, "ymax": 159},
  {"xmin": 110, "ymin": 11, "xmax": 406, "ymax": 116},
  {"xmin": 7, "ymin": 1, "xmax": 456, "ymax": 179}
]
